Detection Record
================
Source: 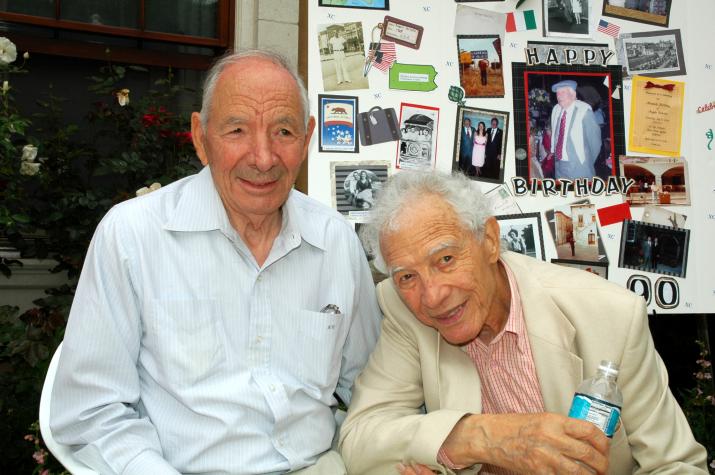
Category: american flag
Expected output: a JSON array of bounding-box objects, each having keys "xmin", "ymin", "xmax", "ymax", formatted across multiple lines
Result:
[
  {"xmin": 371, "ymin": 41, "xmax": 396, "ymax": 72},
  {"xmin": 597, "ymin": 19, "xmax": 621, "ymax": 38}
]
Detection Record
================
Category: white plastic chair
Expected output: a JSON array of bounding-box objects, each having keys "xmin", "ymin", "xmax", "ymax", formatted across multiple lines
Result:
[{"xmin": 39, "ymin": 342, "xmax": 99, "ymax": 474}]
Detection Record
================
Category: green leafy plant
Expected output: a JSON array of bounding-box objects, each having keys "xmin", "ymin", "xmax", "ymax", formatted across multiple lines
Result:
[
  {"xmin": 680, "ymin": 340, "xmax": 715, "ymax": 473},
  {"xmin": 0, "ymin": 36, "xmax": 200, "ymax": 472}
]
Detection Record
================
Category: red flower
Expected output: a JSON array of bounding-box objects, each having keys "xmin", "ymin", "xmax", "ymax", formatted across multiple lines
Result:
[
  {"xmin": 142, "ymin": 114, "xmax": 159, "ymax": 128},
  {"xmin": 175, "ymin": 131, "xmax": 192, "ymax": 144}
]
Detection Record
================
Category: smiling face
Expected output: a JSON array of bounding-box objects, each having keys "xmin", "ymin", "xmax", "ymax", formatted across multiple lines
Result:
[
  {"xmin": 556, "ymin": 86, "xmax": 577, "ymax": 109},
  {"xmin": 191, "ymin": 57, "xmax": 315, "ymax": 226},
  {"xmin": 381, "ymin": 195, "xmax": 510, "ymax": 345}
]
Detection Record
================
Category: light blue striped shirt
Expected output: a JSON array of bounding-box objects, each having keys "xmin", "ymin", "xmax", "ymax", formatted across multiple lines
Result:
[{"xmin": 50, "ymin": 166, "xmax": 382, "ymax": 475}]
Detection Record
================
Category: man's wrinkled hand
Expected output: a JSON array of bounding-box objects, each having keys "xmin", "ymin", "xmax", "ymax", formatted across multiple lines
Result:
[{"xmin": 441, "ymin": 412, "xmax": 609, "ymax": 475}]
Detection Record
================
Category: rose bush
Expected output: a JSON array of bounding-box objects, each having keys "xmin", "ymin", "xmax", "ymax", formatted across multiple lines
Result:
[{"xmin": 0, "ymin": 36, "xmax": 200, "ymax": 472}]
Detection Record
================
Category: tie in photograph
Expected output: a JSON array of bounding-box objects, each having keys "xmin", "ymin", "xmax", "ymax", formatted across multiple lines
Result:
[{"xmin": 555, "ymin": 110, "xmax": 567, "ymax": 160}]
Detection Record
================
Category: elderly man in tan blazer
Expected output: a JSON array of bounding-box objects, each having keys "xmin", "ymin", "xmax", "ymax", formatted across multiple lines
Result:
[{"xmin": 339, "ymin": 171, "xmax": 707, "ymax": 474}]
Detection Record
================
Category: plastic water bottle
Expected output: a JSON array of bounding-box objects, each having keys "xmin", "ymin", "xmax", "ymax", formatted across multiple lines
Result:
[{"xmin": 568, "ymin": 360, "xmax": 623, "ymax": 438}]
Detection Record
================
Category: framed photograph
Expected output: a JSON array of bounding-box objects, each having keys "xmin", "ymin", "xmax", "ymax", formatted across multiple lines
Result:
[
  {"xmin": 543, "ymin": 0, "xmax": 592, "ymax": 39},
  {"xmin": 619, "ymin": 156, "xmax": 690, "ymax": 207},
  {"xmin": 457, "ymin": 35, "xmax": 505, "ymax": 98},
  {"xmin": 511, "ymin": 63, "xmax": 625, "ymax": 185},
  {"xmin": 616, "ymin": 29, "xmax": 685, "ymax": 78},
  {"xmin": 453, "ymin": 105, "xmax": 509, "ymax": 184},
  {"xmin": 545, "ymin": 199, "xmax": 608, "ymax": 263},
  {"xmin": 318, "ymin": 94, "xmax": 359, "ymax": 153},
  {"xmin": 618, "ymin": 219, "xmax": 689, "ymax": 278},
  {"xmin": 331, "ymin": 161, "xmax": 390, "ymax": 221},
  {"xmin": 396, "ymin": 103, "xmax": 439, "ymax": 171},
  {"xmin": 381, "ymin": 16, "xmax": 424, "ymax": 49},
  {"xmin": 551, "ymin": 259, "xmax": 608, "ymax": 278},
  {"xmin": 318, "ymin": 22, "xmax": 370, "ymax": 92},
  {"xmin": 318, "ymin": 0, "xmax": 389, "ymax": 10},
  {"xmin": 602, "ymin": 0, "xmax": 672, "ymax": 28},
  {"xmin": 496, "ymin": 213, "xmax": 546, "ymax": 261}
]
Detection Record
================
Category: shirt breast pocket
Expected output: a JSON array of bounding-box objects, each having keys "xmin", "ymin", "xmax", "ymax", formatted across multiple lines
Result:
[
  {"xmin": 273, "ymin": 308, "xmax": 346, "ymax": 393},
  {"xmin": 146, "ymin": 299, "xmax": 227, "ymax": 387}
]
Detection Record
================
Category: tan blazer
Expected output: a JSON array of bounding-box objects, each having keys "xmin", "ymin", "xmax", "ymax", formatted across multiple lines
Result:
[{"xmin": 339, "ymin": 252, "xmax": 706, "ymax": 474}]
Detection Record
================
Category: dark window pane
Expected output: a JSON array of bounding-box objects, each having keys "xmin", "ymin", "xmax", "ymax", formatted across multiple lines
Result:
[
  {"xmin": 145, "ymin": 0, "xmax": 218, "ymax": 38},
  {"xmin": 60, "ymin": 0, "xmax": 138, "ymax": 28},
  {"xmin": 0, "ymin": 0, "xmax": 56, "ymax": 17}
]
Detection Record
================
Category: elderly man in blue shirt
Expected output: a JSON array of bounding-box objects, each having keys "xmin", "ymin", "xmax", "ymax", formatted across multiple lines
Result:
[{"xmin": 49, "ymin": 50, "xmax": 382, "ymax": 475}]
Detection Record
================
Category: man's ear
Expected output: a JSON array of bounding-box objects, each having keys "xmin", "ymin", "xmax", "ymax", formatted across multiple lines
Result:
[
  {"xmin": 191, "ymin": 112, "xmax": 209, "ymax": 166},
  {"xmin": 483, "ymin": 216, "xmax": 502, "ymax": 262}
]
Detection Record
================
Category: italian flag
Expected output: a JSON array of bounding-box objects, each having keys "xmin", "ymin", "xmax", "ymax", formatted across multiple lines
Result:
[{"xmin": 505, "ymin": 9, "xmax": 537, "ymax": 32}]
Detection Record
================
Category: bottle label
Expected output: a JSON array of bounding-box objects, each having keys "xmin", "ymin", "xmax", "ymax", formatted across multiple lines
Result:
[{"xmin": 568, "ymin": 393, "xmax": 621, "ymax": 438}]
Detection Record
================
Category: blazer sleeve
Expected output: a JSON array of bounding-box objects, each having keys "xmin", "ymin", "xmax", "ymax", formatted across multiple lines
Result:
[
  {"xmin": 338, "ymin": 283, "xmax": 471, "ymax": 475},
  {"xmin": 618, "ymin": 296, "xmax": 707, "ymax": 474}
]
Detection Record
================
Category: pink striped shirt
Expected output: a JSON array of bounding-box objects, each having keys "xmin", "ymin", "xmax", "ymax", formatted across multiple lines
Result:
[{"xmin": 438, "ymin": 260, "xmax": 545, "ymax": 474}]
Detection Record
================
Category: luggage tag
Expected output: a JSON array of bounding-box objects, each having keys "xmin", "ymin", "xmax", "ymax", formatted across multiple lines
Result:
[{"xmin": 358, "ymin": 106, "xmax": 400, "ymax": 146}]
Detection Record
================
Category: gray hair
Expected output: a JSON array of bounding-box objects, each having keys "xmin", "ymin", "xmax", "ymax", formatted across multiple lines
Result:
[
  {"xmin": 199, "ymin": 49, "xmax": 310, "ymax": 130},
  {"xmin": 361, "ymin": 171, "xmax": 494, "ymax": 274}
]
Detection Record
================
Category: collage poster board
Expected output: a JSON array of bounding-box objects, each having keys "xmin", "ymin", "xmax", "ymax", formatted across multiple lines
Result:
[{"xmin": 308, "ymin": 0, "xmax": 715, "ymax": 314}]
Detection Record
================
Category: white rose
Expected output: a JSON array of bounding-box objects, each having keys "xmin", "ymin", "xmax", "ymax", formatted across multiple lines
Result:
[
  {"xmin": 23, "ymin": 51, "xmax": 29, "ymax": 60},
  {"xmin": 21, "ymin": 144, "xmax": 38, "ymax": 162},
  {"xmin": 135, "ymin": 187, "xmax": 150, "ymax": 197},
  {"xmin": 0, "ymin": 37, "xmax": 18, "ymax": 64},
  {"xmin": 20, "ymin": 161, "xmax": 40, "ymax": 176},
  {"xmin": 1, "ymin": 81, "xmax": 8, "ymax": 94},
  {"xmin": 116, "ymin": 88, "xmax": 130, "ymax": 107},
  {"xmin": 149, "ymin": 182, "xmax": 162, "ymax": 192}
]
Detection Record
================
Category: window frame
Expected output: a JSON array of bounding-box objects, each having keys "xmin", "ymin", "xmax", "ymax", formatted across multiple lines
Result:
[{"xmin": 0, "ymin": 0, "xmax": 234, "ymax": 69}]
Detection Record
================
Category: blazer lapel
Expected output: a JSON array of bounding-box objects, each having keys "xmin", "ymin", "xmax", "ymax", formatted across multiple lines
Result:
[{"xmin": 504, "ymin": 253, "xmax": 583, "ymax": 415}]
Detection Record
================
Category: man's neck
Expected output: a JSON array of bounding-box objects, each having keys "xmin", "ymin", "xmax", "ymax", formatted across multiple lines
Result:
[
  {"xmin": 227, "ymin": 207, "xmax": 283, "ymax": 267},
  {"xmin": 478, "ymin": 260, "xmax": 512, "ymax": 344}
]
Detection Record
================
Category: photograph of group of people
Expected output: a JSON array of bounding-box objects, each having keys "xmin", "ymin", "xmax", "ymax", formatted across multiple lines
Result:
[
  {"xmin": 453, "ymin": 106, "xmax": 508, "ymax": 184},
  {"xmin": 619, "ymin": 220, "xmax": 689, "ymax": 278},
  {"xmin": 332, "ymin": 162, "xmax": 389, "ymax": 218}
]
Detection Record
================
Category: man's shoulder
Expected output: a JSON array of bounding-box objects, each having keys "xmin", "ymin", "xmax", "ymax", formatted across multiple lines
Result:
[{"xmin": 288, "ymin": 190, "xmax": 355, "ymax": 236}]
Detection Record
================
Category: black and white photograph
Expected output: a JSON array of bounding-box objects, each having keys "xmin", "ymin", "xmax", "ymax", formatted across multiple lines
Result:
[
  {"xmin": 396, "ymin": 103, "xmax": 439, "ymax": 171},
  {"xmin": 603, "ymin": 0, "xmax": 672, "ymax": 27},
  {"xmin": 318, "ymin": 22, "xmax": 370, "ymax": 92},
  {"xmin": 616, "ymin": 29, "xmax": 685, "ymax": 78},
  {"xmin": 545, "ymin": 200, "xmax": 608, "ymax": 263},
  {"xmin": 331, "ymin": 161, "xmax": 389, "ymax": 220},
  {"xmin": 551, "ymin": 259, "xmax": 609, "ymax": 278},
  {"xmin": 453, "ymin": 106, "xmax": 509, "ymax": 184},
  {"xmin": 511, "ymin": 64, "xmax": 626, "ymax": 184},
  {"xmin": 495, "ymin": 213, "xmax": 546, "ymax": 261},
  {"xmin": 543, "ymin": 0, "xmax": 592, "ymax": 39},
  {"xmin": 619, "ymin": 156, "xmax": 690, "ymax": 207},
  {"xmin": 618, "ymin": 219, "xmax": 689, "ymax": 278},
  {"xmin": 354, "ymin": 223, "xmax": 387, "ymax": 282}
]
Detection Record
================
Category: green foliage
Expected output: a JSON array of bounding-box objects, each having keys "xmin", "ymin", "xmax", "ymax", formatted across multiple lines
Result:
[
  {"xmin": 0, "ymin": 38, "xmax": 200, "ymax": 472},
  {"xmin": 680, "ymin": 340, "xmax": 715, "ymax": 473}
]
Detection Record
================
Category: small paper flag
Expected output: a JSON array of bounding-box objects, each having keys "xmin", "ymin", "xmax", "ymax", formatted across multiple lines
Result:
[
  {"xmin": 597, "ymin": 19, "xmax": 621, "ymax": 38},
  {"xmin": 598, "ymin": 203, "xmax": 632, "ymax": 226},
  {"xmin": 505, "ymin": 10, "xmax": 537, "ymax": 32}
]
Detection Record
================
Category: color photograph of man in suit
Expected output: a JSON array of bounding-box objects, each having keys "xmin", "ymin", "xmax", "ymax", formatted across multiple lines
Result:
[
  {"xmin": 457, "ymin": 118, "xmax": 476, "ymax": 175},
  {"xmin": 482, "ymin": 117, "xmax": 503, "ymax": 181},
  {"xmin": 550, "ymin": 79, "xmax": 602, "ymax": 180},
  {"xmin": 340, "ymin": 171, "xmax": 707, "ymax": 475}
]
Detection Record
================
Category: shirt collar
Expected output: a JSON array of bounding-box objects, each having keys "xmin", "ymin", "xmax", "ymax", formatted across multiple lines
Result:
[
  {"xmin": 165, "ymin": 167, "xmax": 326, "ymax": 251},
  {"xmin": 469, "ymin": 258, "xmax": 527, "ymax": 353},
  {"xmin": 164, "ymin": 166, "xmax": 232, "ymax": 233}
]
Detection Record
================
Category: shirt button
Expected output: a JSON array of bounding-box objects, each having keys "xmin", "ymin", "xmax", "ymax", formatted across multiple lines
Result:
[
  {"xmin": 257, "ymin": 275, "xmax": 263, "ymax": 282},
  {"xmin": 255, "ymin": 336, "xmax": 262, "ymax": 344},
  {"xmin": 269, "ymin": 384, "xmax": 276, "ymax": 392}
]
